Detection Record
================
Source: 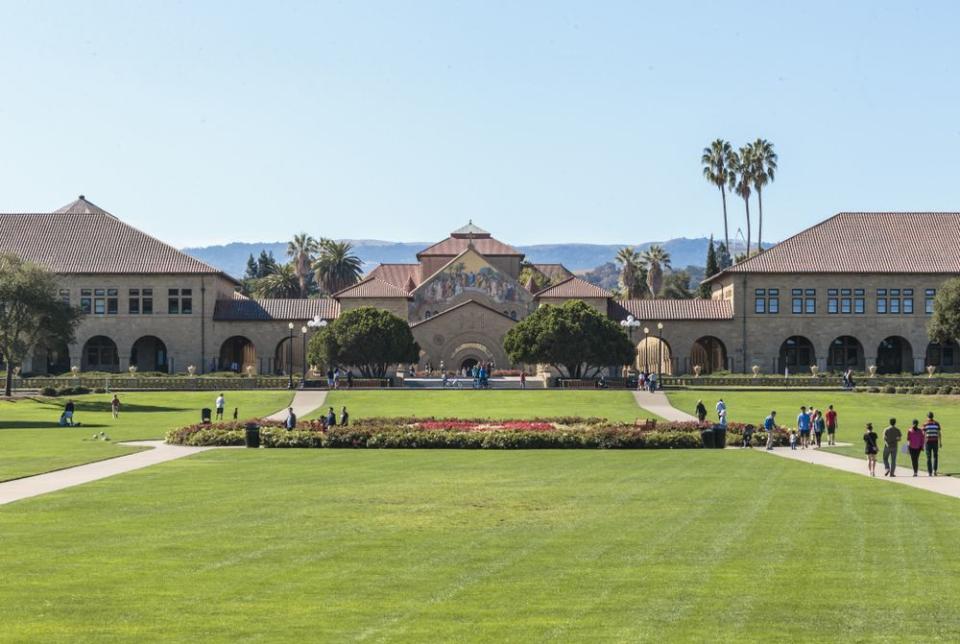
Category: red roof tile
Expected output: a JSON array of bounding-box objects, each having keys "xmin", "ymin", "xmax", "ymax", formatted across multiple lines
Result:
[
  {"xmin": 709, "ymin": 212, "xmax": 960, "ymax": 280},
  {"xmin": 535, "ymin": 276, "xmax": 611, "ymax": 299},
  {"xmin": 612, "ymin": 299, "xmax": 734, "ymax": 321},
  {"xmin": 366, "ymin": 263, "xmax": 420, "ymax": 291},
  {"xmin": 334, "ymin": 277, "xmax": 412, "ymax": 298},
  {"xmin": 214, "ymin": 296, "xmax": 339, "ymax": 321},
  {"xmin": 417, "ymin": 236, "xmax": 524, "ymax": 257},
  {"xmin": 532, "ymin": 263, "xmax": 574, "ymax": 282},
  {"xmin": 409, "ymin": 299, "xmax": 515, "ymax": 327}
]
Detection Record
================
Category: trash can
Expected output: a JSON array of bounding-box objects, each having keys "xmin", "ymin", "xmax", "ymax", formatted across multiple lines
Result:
[
  {"xmin": 245, "ymin": 422, "xmax": 260, "ymax": 448},
  {"xmin": 201, "ymin": 408, "xmax": 212, "ymax": 424},
  {"xmin": 713, "ymin": 424, "xmax": 727, "ymax": 449},
  {"xmin": 700, "ymin": 428, "xmax": 715, "ymax": 449}
]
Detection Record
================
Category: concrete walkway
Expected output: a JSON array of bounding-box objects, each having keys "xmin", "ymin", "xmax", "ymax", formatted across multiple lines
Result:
[
  {"xmin": 264, "ymin": 390, "xmax": 328, "ymax": 421},
  {"xmin": 633, "ymin": 390, "xmax": 698, "ymax": 422},
  {"xmin": 0, "ymin": 441, "xmax": 214, "ymax": 506}
]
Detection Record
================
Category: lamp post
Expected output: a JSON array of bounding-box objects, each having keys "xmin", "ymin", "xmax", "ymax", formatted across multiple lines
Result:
[
  {"xmin": 306, "ymin": 316, "xmax": 328, "ymax": 381},
  {"xmin": 620, "ymin": 314, "xmax": 641, "ymax": 373},
  {"xmin": 642, "ymin": 327, "xmax": 650, "ymax": 374},
  {"xmin": 287, "ymin": 322, "xmax": 295, "ymax": 389},
  {"xmin": 656, "ymin": 322, "xmax": 664, "ymax": 381},
  {"xmin": 300, "ymin": 326, "xmax": 308, "ymax": 385}
]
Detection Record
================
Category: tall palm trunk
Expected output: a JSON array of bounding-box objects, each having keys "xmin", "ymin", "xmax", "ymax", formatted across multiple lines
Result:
[
  {"xmin": 720, "ymin": 186, "xmax": 730, "ymax": 251},
  {"xmin": 756, "ymin": 188, "xmax": 764, "ymax": 253},
  {"xmin": 743, "ymin": 196, "xmax": 752, "ymax": 257}
]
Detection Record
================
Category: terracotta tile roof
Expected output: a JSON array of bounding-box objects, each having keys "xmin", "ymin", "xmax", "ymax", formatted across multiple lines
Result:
[
  {"xmin": 450, "ymin": 221, "xmax": 490, "ymax": 238},
  {"xmin": 535, "ymin": 276, "xmax": 611, "ymax": 299},
  {"xmin": 709, "ymin": 212, "xmax": 960, "ymax": 280},
  {"xmin": 366, "ymin": 263, "xmax": 420, "ymax": 291},
  {"xmin": 0, "ymin": 196, "xmax": 235, "ymax": 282},
  {"xmin": 409, "ymin": 298, "xmax": 515, "ymax": 327},
  {"xmin": 612, "ymin": 299, "xmax": 734, "ymax": 321},
  {"xmin": 417, "ymin": 236, "xmax": 524, "ymax": 258},
  {"xmin": 532, "ymin": 263, "xmax": 574, "ymax": 282},
  {"xmin": 334, "ymin": 277, "xmax": 412, "ymax": 298},
  {"xmin": 214, "ymin": 296, "xmax": 340, "ymax": 321}
]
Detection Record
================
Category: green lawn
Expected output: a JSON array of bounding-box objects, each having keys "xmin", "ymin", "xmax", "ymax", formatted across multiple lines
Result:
[
  {"xmin": 0, "ymin": 391, "xmax": 293, "ymax": 482},
  {"xmin": 317, "ymin": 389, "xmax": 660, "ymax": 423},
  {"xmin": 3, "ymin": 449, "xmax": 960, "ymax": 641},
  {"xmin": 668, "ymin": 390, "xmax": 960, "ymax": 472}
]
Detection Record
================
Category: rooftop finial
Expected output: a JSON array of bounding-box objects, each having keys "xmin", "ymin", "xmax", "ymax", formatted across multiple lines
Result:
[{"xmin": 79, "ymin": 194, "xmax": 85, "ymax": 200}]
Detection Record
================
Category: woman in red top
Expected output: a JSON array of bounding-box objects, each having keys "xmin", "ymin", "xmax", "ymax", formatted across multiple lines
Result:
[
  {"xmin": 825, "ymin": 405, "xmax": 838, "ymax": 445},
  {"xmin": 907, "ymin": 419, "xmax": 924, "ymax": 477}
]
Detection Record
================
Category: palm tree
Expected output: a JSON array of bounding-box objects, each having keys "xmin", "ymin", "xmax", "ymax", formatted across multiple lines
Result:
[
  {"xmin": 640, "ymin": 245, "xmax": 671, "ymax": 297},
  {"xmin": 729, "ymin": 146, "xmax": 755, "ymax": 258},
  {"xmin": 701, "ymin": 139, "xmax": 735, "ymax": 251},
  {"xmin": 253, "ymin": 263, "xmax": 300, "ymax": 298},
  {"xmin": 615, "ymin": 246, "xmax": 643, "ymax": 299},
  {"xmin": 313, "ymin": 239, "xmax": 363, "ymax": 294},
  {"xmin": 748, "ymin": 139, "xmax": 777, "ymax": 253},
  {"xmin": 287, "ymin": 233, "xmax": 318, "ymax": 297}
]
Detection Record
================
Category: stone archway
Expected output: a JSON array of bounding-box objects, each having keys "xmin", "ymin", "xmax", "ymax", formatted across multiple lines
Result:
[
  {"xmin": 82, "ymin": 336, "xmax": 120, "ymax": 372},
  {"xmin": 926, "ymin": 341, "xmax": 959, "ymax": 373},
  {"xmin": 778, "ymin": 336, "xmax": 815, "ymax": 374},
  {"xmin": 219, "ymin": 336, "xmax": 256, "ymax": 373},
  {"xmin": 827, "ymin": 335, "xmax": 864, "ymax": 372},
  {"xmin": 636, "ymin": 336, "xmax": 672, "ymax": 375},
  {"xmin": 690, "ymin": 336, "xmax": 728, "ymax": 374},
  {"xmin": 877, "ymin": 336, "xmax": 913, "ymax": 374},
  {"xmin": 130, "ymin": 336, "xmax": 169, "ymax": 373}
]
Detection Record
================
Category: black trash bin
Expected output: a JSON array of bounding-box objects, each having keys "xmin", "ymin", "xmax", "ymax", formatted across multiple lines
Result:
[
  {"xmin": 713, "ymin": 424, "xmax": 727, "ymax": 449},
  {"xmin": 201, "ymin": 408, "xmax": 212, "ymax": 424},
  {"xmin": 245, "ymin": 422, "xmax": 260, "ymax": 448},
  {"xmin": 700, "ymin": 428, "xmax": 715, "ymax": 449}
]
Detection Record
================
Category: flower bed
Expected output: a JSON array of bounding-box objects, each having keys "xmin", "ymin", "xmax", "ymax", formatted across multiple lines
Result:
[{"xmin": 165, "ymin": 417, "xmax": 789, "ymax": 449}]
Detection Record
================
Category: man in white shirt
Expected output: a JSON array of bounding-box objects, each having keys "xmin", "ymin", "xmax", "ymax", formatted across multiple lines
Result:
[
  {"xmin": 716, "ymin": 399, "xmax": 726, "ymax": 421},
  {"xmin": 215, "ymin": 393, "xmax": 225, "ymax": 420}
]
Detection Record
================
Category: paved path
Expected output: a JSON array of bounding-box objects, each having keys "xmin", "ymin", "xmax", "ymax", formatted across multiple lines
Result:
[
  {"xmin": 633, "ymin": 390, "xmax": 698, "ymax": 422},
  {"xmin": 0, "ymin": 441, "xmax": 214, "ymax": 506},
  {"xmin": 264, "ymin": 390, "xmax": 328, "ymax": 421}
]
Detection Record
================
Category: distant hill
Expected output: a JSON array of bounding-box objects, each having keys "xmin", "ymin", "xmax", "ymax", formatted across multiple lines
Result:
[{"xmin": 182, "ymin": 237, "xmax": 756, "ymax": 279}]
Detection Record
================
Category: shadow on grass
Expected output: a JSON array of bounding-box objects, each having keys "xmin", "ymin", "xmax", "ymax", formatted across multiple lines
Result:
[{"xmin": 0, "ymin": 422, "xmax": 109, "ymax": 430}]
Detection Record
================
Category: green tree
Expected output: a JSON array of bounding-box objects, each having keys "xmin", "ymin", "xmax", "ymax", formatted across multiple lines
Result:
[
  {"xmin": 287, "ymin": 233, "xmax": 319, "ymax": 298},
  {"xmin": 640, "ymin": 245, "xmax": 671, "ymax": 298},
  {"xmin": 716, "ymin": 242, "xmax": 732, "ymax": 270},
  {"xmin": 662, "ymin": 270, "xmax": 695, "ymax": 299},
  {"xmin": 729, "ymin": 145, "xmax": 755, "ymax": 257},
  {"xmin": 928, "ymin": 278, "xmax": 960, "ymax": 345},
  {"xmin": 701, "ymin": 139, "xmax": 736, "ymax": 252},
  {"xmin": 503, "ymin": 300, "xmax": 633, "ymax": 378},
  {"xmin": 518, "ymin": 262, "xmax": 551, "ymax": 293},
  {"xmin": 699, "ymin": 235, "xmax": 720, "ymax": 298},
  {"xmin": 244, "ymin": 254, "xmax": 259, "ymax": 280},
  {"xmin": 307, "ymin": 307, "xmax": 419, "ymax": 377},
  {"xmin": 314, "ymin": 239, "xmax": 363, "ymax": 294},
  {"xmin": 253, "ymin": 263, "xmax": 301, "ymax": 298},
  {"xmin": 749, "ymin": 139, "xmax": 778, "ymax": 253},
  {"xmin": 0, "ymin": 254, "xmax": 81, "ymax": 395}
]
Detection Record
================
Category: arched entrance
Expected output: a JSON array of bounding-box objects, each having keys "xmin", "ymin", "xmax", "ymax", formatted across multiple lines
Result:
[
  {"xmin": 219, "ymin": 336, "xmax": 256, "ymax": 373},
  {"xmin": 779, "ymin": 336, "xmax": 815, "ymax": 373},
  {"xmin": 828, "ymin": 336, "xmax": 864, "ymax": 372},
  {"xmin": 449, "ymin": 341, "xmax": 497, "ymax": 376},
  {"xmin": 273, "ymin": 336, "xmax": 306, "ymax": 376},
  {"xmin": 82, "ymin": 336, "xmax": 119, "ymax": 372},
  {"xmin": 690, "ymin": 336, "xmax": 727, "ymax": 374},
  {"xmin": 877, "ymin": 336, "xmax": 913, "ymax": 374},
  {"xmin": 460, "ymin": 357, "xmax": 479, "ymax": 373},
  {"xmin": 130, "ymin": 336, "xmax": 169, "ymax": 373},
  {"xmin": 34, "ymin": 341, "xmax": 70, "ymax": 375},
  {"xmin": 926, "ymin": 341, "xmax": 959, "ymax": 373},
  {"xmin": 637, "ymin": 336, "xmax": 672, "ymax": 375}
]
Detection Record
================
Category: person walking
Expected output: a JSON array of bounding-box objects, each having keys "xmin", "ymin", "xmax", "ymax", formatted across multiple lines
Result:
[
  {"xmin": 797, "ymin": 406, "xmax": 812, "ymax": 449},
  {"xmin": 813, "ymin": 409, "xmax": 825, "ymax": 448},
  {"xmin": 825, "ymin": 404, "xmax": 838, "ymax": 445},
  {"xmin": 326, "ymin": 406, "xmax": 337, "ymax": 428},
  {"xmin": 764, "ymin": 411, "xmax": 777, "ymax": 450},
  {"xmin": 111, "ymin": 394, "xmax": 121, "ymax": 419},
  {"xmin": 716, "ymin": 398, "xmax": 726, "ymax": 422},
  {"xmin": 215, "ymin": 393, "xmax": 225, "ymax": 420},
  {"xmin": 882, "ymin": 418, "xmax": 902, "ymax": 477},
  {"xmin": 695, "ymin": 400, "xmax": 707, "ymax": 423},
  {"xmin": 520, "ymin": 372, "xmax": 526, "ymax": 389},
  {"xmin": 284, "ymin": 407, "xmax": 297, "ymax": 430},
  {"xmin": 907, "ymin": 419, "xmax": 924, "ymax": 477},
  {"xmin": 340, "ymin": 406, "xmax": 349, "ymax": 426},
  {"xmin": 718, "ymin": 407, "xmax": 728, "ymax": 429},
  {"xmin": 923, "ymin": 412, "xmax": 941, "ymax": 476},
  {"xmin": 863, "ymin": 422, "xmax": 879, "ymax": 476}
]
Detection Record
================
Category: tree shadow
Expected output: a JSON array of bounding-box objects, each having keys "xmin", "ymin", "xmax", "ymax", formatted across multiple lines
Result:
[{"xmin": 0, "ymin": 422, "xmax": 108, "ymax": 430}]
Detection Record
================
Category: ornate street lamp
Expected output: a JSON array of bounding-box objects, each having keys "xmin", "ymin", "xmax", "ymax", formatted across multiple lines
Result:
[
  {"xmin": 620, "ymin": 315, "xmax": 641, "ymax": 374},
  {"xmin": 287, "ymin": 322, "xmax": 295, "ymax": 389},
  {"xmin": 300, "ymin": 326, "xmax": 309, "ymax": 385},
  {"xmin": 642, "ymin": 327, "xmax": 650, "ymax": 374},
  {"xmin": 657, "ymin": 322, "xmax": 665, "ymax": 381}
]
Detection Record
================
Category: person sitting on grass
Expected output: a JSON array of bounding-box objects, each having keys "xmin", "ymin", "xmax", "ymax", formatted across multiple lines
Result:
[
  {"xmin": 62, "ymin": 399, "xmax": 76, "ymax": 427},
  {"xmin": 741, "ymin": 424, "xmax": 754, "ymax": 448},
  {"xmin": 863, "ymin": 422, "xmax": 879, "ymax": 477}
]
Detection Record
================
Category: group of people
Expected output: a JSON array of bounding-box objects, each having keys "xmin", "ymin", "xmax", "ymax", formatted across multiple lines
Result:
[
  {"xmin": 788, "ymin": 405, "xmax": 840, "ymax": 449},
  {"xmin": 841, "ymin": 369, "xmax": 857, "ymax": 390},
  {"xmin": 863, "ymin": 413, "xmax": 942, "ymax": 477},
  {"xmin": 637, "ymin": 371, "xmax": 659, "ymax": 392},
  {"xmin": 57, "ymin": 394, "xmax": 124, "ymax": 426},
  {"xmin": 283, "ymin": 405, "xmax": 349, "ymax": 430},
  {"xmin": 325, "ymin": 367, "xmax": 352, "ymax": 389}
]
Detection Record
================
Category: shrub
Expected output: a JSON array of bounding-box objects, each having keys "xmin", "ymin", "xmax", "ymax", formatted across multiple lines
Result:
[
  {"xmin": 897, "ymin": 387, "xmax": 911, "ymax": 394},
  {"xmin": 883, "ymin": 385, "xmax": 896, "ymax": 394},
  {"xmin": 868, "ymin": 386, "xmax": 881, "ymax": 393},
  {"xmin": 911, "ymin": 386, "xmax": 924, "ymax": 395},
  {"xmin": 938, "ymin": 385, "xmax": 953, "ymax": 395},
  {"xmin": 57, "ymin": 386, "xmax": 91, "ymax": 396},
  {"xmin": 93, "ymin": 387, "xmax": 107, "ymax": 394},
  {"xmin": 40, "ymin": 386, "xmax": 59, "ymax": 397},
  {"xmin": 922, "ymin": 386, "xmax": 939, "ymax": 395}
]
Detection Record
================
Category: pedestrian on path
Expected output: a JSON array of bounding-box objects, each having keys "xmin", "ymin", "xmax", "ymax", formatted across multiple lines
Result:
[
  {"xmin": 764, "ymin": 411, "xmax": 777, "ymax": 450},
  {"xmin": 215, "ymin": 393, "xmax": 225, "ymax": 420},
  {"xmin": 882, "ymin": 418, "xmax": 902, "ymax": 477},
  {"xmin": 907, "ymin": 419, "xmax": 924, "ymax": 477},
  {"xmin": 813, "ymin": 409, "xmax": 825, "ymax": 448},
  {"xmin": 520, "ymin": 372, "xmax": 526, "ymax": 389},
  {"xmin": 864, "ymin": 423, "xmax": 879, "ymax": 476},
  {"xmin": 111, "ymin": 395, "xmax": 120, "ymax": 419},
  {"xmin": 923, "ymin": 412, "xmax": 942, "ymax": 476},
  {"xmin": 284, "ymin": 408, "xmax": 297, "ymax": 430},
  {"xmin": 695, "ymin": 400, "xmax": 707, "ymax": 423},
  {"xmin": 326, "ymin": 406, "xmax": 337, "ymax": 427},
  {"xmin": 718, "ymin": 407, "xmax": 728, "ymax": 429},
  {"xmin": 340, "ymin": 406, "xmax": 349, "ymax": 426},
  {"xmin": 825, "ymin": 405, "xmax": 838, "ymax": 445},
  {"xmin": 716, "ymin": 399, "xmax": 726, "ymax": 422},
  {"xmin": 797, "ymin": 406, "xmax": 812, "ymax": 449}
]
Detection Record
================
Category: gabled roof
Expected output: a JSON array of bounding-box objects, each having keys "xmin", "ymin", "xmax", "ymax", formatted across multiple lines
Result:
[
  {"xmin": 214, "ymin": 295, "xmax": 340, "ymax": 321},
  {"xmin": 334, "ymin": 277, "xmax": 412, "ymax": 299},
  {"xmin": 706, "ymin": 212, "xmax": 960, "ymax": 281},
  {"xmin": 0, "ymin": 196, "xmax": 236, "ymax": 282},
  {"xmin": 612, "ymin": 299, "xmax": 734, "ymax": 321},
  {"xmin": 409, "ymin": 299, "xmax": 516, "ymax": 327},
  {"xmin": 532, "ymin": 263, "xmax": 574, "ymax": 282},
  {"xmin": 450, "ymin": 220, "xmax": 490, "ymax": 238},
  {"xmin": 535, "ymin": 276, "xmax": 611, "ymax": 299},
  {"xmin": 366, "ymin": 263, "xmax": 420, "ymax": 292},
  {"xmin": 417, "ymin": 235, "xmax": 524, "ymax": 258}
]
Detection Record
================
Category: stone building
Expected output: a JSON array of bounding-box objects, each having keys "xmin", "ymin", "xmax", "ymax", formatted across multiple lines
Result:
[{"xmin": 1, "ymin": 197, "xmax": 958, "ymax": 376}]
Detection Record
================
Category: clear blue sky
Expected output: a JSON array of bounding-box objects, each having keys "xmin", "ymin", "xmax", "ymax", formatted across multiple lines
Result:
[{"xmin": 1, "ymin": 1, "xmax": 958, "ymax": 247}]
